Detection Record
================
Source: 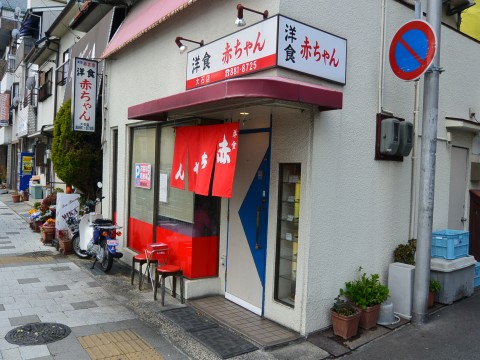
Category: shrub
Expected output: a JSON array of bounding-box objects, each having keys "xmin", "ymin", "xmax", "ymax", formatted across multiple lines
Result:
[
  {"xmin": 394, "ymin": 239, "xmax": 417, "ymax": 265},
  {"xmin": 340, "ymin": 268, "xmax": 390, "ymax": 310},
  {"xmin": 51, "ymin": 99, "xmax": 102, "ymax": 200}
]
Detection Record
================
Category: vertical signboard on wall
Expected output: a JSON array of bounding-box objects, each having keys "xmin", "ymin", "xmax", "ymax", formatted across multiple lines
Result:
[
  {"xmin": 0, "ymin": 93, "xmax": 10, "ymax": 126},
  {"xmin": 72, "ymin": 57, "xmax": 97, "ymax": 132}
]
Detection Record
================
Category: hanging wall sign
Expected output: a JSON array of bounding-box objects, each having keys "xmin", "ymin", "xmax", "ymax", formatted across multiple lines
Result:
[
  {"xmin": 186, "ymin": 15, "xmax": 347, "ymax": 89},
  {"xmin": 0, "ymin": 93, "xmax": 10, "ymax": 126},
  {"xmin": 72, "ymin": 57, "xmax": 98, "ymax": 132}
]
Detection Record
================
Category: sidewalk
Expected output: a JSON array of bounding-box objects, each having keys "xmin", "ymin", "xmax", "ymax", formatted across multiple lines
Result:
[{"xmin": 2, "ymin": 190, "xmax": 480, "ymax": 359}]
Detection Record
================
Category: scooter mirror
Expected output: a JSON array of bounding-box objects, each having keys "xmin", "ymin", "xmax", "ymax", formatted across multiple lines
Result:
[{"xmin": 97, "ymin": 182, "xmax": 103, "ymax": 189}]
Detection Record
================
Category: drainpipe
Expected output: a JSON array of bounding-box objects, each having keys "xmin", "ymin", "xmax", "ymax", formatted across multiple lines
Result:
[
  {"xmin": 378, "ymin": 0, "xmax": 387, "ymax": 114},
  {"xmin": 409, "ymin": 0, "xmax": 423, "ymax": 240},
  {"xmin": 409, "ymin": 79, "xmax": 420, "ymax": 240}
]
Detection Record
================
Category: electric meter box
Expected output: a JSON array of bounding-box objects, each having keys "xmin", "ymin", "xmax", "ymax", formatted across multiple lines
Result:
[
  {"xmin": 397, "ymin": 121, "xmax": 413, "ymax": 156},
  {"xmin": 380, "ymin": 118, "xmax": 400, "ymax": 155}
]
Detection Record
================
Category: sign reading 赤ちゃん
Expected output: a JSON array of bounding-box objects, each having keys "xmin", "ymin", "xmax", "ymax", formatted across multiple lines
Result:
[
  {"xmin": 186, "ymin": 15, "xmax": 347, "ymax": 89},
  {"xmin": 72, "ymin": 58, "xmax": 98, "ymax": 132}
]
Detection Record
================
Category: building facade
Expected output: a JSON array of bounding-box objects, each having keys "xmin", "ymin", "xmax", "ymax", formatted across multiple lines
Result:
[{"xmin": 2, "ymin": 0, "xmax": 480, "ymax": 336}]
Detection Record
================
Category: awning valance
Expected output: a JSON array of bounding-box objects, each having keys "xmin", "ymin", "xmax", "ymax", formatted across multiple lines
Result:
[
  {"xmin": 128, "ymin": 77, "xmax": 343, "ymax": 121},
  {"xmin": 102, "ymin": 0, "xmax": 197, "ymax": 59}
]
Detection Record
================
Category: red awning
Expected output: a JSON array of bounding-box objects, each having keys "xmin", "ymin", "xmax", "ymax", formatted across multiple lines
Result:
[
  {"xmin": 102, "ymin": 0, "xmax": 196, "ymax": 58},
  {"xmin": 128, "ymin": 77, "xmax": 343, "ymax": 121}
]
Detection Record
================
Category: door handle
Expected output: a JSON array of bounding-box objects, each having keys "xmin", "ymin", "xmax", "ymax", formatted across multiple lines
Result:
[{"xmin": 255, "ymin": 191, "xmax": 266, "ymax": 250}]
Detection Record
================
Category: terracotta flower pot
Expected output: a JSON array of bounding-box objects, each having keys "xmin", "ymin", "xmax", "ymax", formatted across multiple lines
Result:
[
  {"xmin": 428, "ymin": 291, "xmax": 435, "ymax": 308},
  {"xmin": 59, "ymin": 239, "xmax": 73, "ymax": 255},
  {"xmin": 34, "ymin": 221, "xmax": 43, "ymax": 232},
  {"xmin": 11, "ymin": 194, "xmax": 21, "ymax": 203},
  {"xmin": 358, "ymin": 304, "xmax": 381, "ymax": 330},
  {"xmin": 331, "ymin": 310, "xmax": 361, "ymax": 340},
  {"xmin": 40, "ymin": 227, "xmax": 54, "ymax": 244}
]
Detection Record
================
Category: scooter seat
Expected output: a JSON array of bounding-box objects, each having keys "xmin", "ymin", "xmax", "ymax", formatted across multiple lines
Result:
[
  {"xmin": 112, "ymin": 252, "xmax": 123, "ymax": 258},
  {"xmin": 93, "ymin": 219, "xmax": 114, "ymax": 225}
]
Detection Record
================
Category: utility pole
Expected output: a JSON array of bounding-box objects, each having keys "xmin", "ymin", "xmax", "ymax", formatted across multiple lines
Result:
[{"xmin": 412, "ymin": 0, "xmax": 442, "ymax": 325}]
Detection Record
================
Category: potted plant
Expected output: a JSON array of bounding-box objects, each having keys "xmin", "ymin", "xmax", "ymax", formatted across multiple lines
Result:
[
  {"xmin": 21, "ymin": 189, "xmax": 30, "ymax": 201},
  {"xmin": 58, "ymin": 230, "xmax": 73, "ymax": 255},
  {"xmin": 429, "ymin": 279, "xmax": 441, "ymax": 308},
  {"xmin": 393, "ymin": 239, "xmax": 416, "ymax": 265},
  {"xmin": 340, "ymin": 268, "xmax": 390, "ymax": 330},
  {"xmin": 40, "ymin": 218, "xmax": 56, "ymax": 244},
  {"xmin": 11, "ymin": 191, "xmax": 21, "ymax": 203},
  {"xmin": 331, "ymin": 295, "xmax": 360, "ymax": 340}
]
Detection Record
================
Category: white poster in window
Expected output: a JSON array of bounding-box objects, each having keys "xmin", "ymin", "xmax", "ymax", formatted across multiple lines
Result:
[{"xmin": 159, "ymin": 172, "xmax": 168, "ymax": 203}]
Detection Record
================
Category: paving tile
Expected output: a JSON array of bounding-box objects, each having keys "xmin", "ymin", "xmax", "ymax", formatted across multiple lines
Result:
[
  {"xmin": 1, "ymin": 347, "xmax": 22, "ymax": 359},
  {"xmin": 71, "ymin": 301, "xmax": 98, "ymax": 310},
  {"xmin": 77, "ymin": 330, "xmax": 164, "ymax": 360},
  {"xmin": 45, "ymin": 285, "xmax": 70, "ymax": 292},
  {"xmin": 19, "ymin": 344, "xmax": 50, "ymax": 359},
  {"xmin": 50, "ymin": 266, "xmax": 72, "ymax": 272},
  {"xmin": 0, "ymin": 304, "xmax": 4, "ymax": 311},
  {"xmin": 9, "ymin": 314, "xmax": 41, "ymax": 326}
]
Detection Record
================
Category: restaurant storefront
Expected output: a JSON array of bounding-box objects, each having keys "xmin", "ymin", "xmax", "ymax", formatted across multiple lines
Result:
[{"xmin": 101, "ymin": 0, "xmax": 348, "ymax": 334}]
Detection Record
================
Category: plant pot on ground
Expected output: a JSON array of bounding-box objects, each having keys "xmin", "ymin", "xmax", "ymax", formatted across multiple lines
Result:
[
  {"xmin": 340, "ymin": 268, "xmax": 390, "ymax": 330},
  {"xmin": 429, "ymin": 279, "xmax": 441, "ymax": 308},
  {"xmin": 331, "ymin": 296, "xmax": 361, "ymax": 340},
  {"xmin": 11, "ymin": 192, "xmax": 21, "ymax": 203}
]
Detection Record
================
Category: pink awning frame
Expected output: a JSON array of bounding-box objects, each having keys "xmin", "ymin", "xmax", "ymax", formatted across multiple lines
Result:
[
  {"xmin": 128, "ymin": 77, "xmax": 343, "ymax": 121},
  {"xmin": 102, "ymin": 0, "xmax": 197, "ymax": 59}
]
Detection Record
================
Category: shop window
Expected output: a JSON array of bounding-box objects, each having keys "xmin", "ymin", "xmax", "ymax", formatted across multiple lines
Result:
[
  {"xmin": 157, "ymin": 124, "xmax": 220, "ymax": 238},
  {"xmin": 128, "ymin": 126, "xmax": 157, "ymax": 251},
  {"xmin": 274, "ymin": 163, "xmax": 301, "ymax": 307}
]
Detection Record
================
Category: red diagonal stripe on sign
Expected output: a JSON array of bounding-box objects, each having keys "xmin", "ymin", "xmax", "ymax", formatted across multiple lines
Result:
[{"xmin": 399, "ymin": 37, "xmax": 424, "ymax": 66}]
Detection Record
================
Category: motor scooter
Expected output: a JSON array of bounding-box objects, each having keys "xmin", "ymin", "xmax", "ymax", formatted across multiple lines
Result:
[{"xmin": 70, "ymin": 182, "xmax": 123, "ymax": 272}]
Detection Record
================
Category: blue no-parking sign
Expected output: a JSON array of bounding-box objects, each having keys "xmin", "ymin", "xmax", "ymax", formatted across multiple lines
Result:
[{"xmin": 389, "ymin": 20, "xmax": 437, "ymax": 81}]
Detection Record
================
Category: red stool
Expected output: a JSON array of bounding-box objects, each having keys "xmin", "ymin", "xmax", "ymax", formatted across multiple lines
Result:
[
  {"xmin": 131, "ymin": 253, "xmax": 158, "ymax": 290},
  {"xmin": 154, "ymin": 265, "xmax": 184, "ymax": 306}
]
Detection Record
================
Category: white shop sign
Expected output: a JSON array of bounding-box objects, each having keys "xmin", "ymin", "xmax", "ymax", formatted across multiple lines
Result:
[{"xmin": 186, "ymin": 15, "xmax": 347, "ymax": 89}]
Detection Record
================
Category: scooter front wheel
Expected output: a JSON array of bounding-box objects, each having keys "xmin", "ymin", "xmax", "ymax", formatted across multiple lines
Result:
[
  {"xmin": 100, "ymin": 242, "xmax": 113, "ymax": 272},
  {"xmin": 72, "ymin": 235, "xmax": 91, "ymax": 259}
]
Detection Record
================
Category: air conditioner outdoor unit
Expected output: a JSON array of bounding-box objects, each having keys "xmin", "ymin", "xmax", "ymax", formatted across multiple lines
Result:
[{"xmin": 12, "ymin": 97, "xmax": 20, "ymax": 107}]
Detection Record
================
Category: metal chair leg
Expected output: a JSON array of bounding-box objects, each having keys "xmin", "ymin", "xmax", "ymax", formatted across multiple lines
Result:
[
  {"xmin": 131, "ymin": 257, "xmax": 135, "ymax": 285},
  {"xmin": 154, "ymin": 267, "xmax": 159, "ymax": 301},
  {"xmin": 161, "ymin": 275, "xmax": 166, "ymax": 306}
]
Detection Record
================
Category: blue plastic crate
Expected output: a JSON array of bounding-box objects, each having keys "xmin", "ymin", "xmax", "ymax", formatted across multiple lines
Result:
[
  {"xmin": 475, "ymin": 263, "xmax": 480, "ymax": 288},
  {"xmin": 431, "ymin": 230, "xmax": 469, "ymax": 260}
]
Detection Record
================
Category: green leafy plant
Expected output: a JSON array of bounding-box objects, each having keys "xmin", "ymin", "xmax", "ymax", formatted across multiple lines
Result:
[
  {"xmin": 332, "ymin": 296, "xmax": 358, "ymax": 317},
  {"xmin": 429, "ymin": 279, "xmax": 441, "ymax": 293},
  {"xmin": 393, "ymin": 239, "xmax": 417, "ymax": 265},
  {"xmin": 51, "ymin": 99, "xmax": 102, "ymax": 200},
  {"xmin": 340, "ymin": 267, "xmax": 390, "ymax": 310},
  {"xmin": 0, "ymin": 165, "xmax": 6, "ymax": 183}
]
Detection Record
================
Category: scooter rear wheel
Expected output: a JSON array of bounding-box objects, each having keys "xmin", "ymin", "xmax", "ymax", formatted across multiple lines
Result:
[
  {"xmin": 72, "ymin": 235, "xmax": 91, "ymax": 259},
  {"xmin": 100, "ymin": 242, "xmax": 113, "ymax": 272}
]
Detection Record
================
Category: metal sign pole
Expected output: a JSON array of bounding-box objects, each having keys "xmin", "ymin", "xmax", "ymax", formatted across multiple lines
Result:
[{"xmin": 412, "ymin": 0, "xmax": 442, "ymax": 325}]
